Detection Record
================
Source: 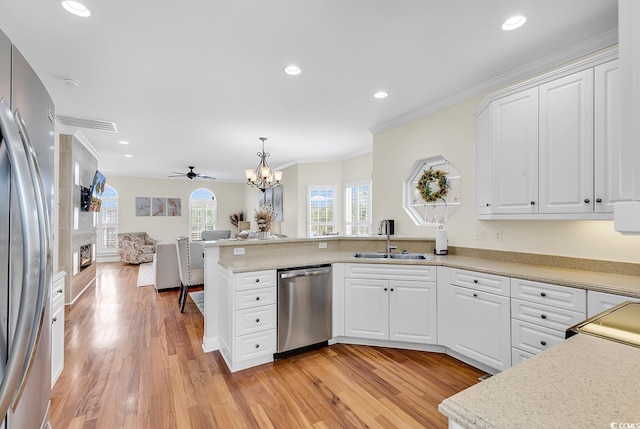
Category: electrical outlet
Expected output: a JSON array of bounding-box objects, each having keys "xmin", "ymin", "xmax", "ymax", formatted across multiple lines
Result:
[
  {"xmin": 495, "ymin": 230, "xmax": 503, "ymax": 242},
  {"xmin": 475, "ymin": 229, "xmax": 486, "ymax": 240},
  {"xmin": 233, "ymin": 247, "xmax": 245, "ymax": 255},
  {"xmin": 319, "ymin": 242, "xmax": 328, "ymax": 249}
]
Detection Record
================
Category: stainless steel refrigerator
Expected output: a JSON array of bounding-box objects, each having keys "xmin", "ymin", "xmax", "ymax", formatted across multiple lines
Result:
[{"xmin": 0, "ymin": 28, "xmax": 54, "ymax": 429}]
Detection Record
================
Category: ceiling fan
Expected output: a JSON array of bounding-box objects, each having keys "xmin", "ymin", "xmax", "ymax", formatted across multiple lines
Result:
[{"xmin": 168, "ymin": 166, "xmax": 216, "ymax": 181}]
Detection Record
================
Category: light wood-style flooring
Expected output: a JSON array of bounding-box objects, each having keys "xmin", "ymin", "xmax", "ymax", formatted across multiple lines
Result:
[{"xmin": 50, "ymin": 262, "xmax": 484, "ymax": 428}]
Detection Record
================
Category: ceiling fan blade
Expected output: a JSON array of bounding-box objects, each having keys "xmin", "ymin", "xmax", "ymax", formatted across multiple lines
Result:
[
  {"xmin": 196, "ymin": 174, "xmax": 216, "ymax": 180},
  {"xmin": 168, "ymin": 173, "xmax": 185, "ymax": 177},
  {"xmin": 171, "ymin": 171, "xmax": 186, "ymax": 175}
]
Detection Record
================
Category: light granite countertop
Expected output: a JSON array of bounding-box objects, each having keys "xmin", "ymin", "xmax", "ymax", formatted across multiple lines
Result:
[
  {"xmin": 438, "ymin": 334, "xmax": 640, "ymax": 428},
  {"xmin": 215, "ymin": 251, "xmax": 640, "ymax": 299}
]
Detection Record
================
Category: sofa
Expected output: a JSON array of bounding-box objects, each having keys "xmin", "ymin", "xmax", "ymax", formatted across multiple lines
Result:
[
  {"xmin": 118, "ymin": 232, "xmax": 157, "ymax": 264},
  {"xmin": 153, "ymin": 242, "xmax": 181, "ymax": 290}
]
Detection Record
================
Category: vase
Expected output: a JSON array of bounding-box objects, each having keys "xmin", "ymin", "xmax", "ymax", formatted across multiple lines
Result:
[{"xmin": 257, "ymin": 231, "xmax": 271, "ymax": 239}]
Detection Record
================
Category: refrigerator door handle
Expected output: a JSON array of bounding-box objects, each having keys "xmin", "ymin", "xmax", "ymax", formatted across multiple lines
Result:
[
  {"xmin": 0, "ymin": 97, "xmax": 44, "ymax": 420},
  {"xmin": 11, "ymin": 110, "xmax": 50, "ymax": 406}
]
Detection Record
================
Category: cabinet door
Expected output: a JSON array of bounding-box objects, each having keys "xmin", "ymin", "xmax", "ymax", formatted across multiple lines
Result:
[
  {"xmin": 490, "ymin": 88, "xmax": 539, "ymax": 214},
  {"xmin": 539, "ymin": 69, "xmax": 594, "ymax": 214},
  {"xmin": 447, "ymin": 285, "xmax": 511, "ymax": 372},
  {"xmin": 594, "ymin": 60, "xmax": 622, "ymax": 213},
  {"xmin": 587, "ymin": 290, "xmax": 638, "ymax": 318},
  {"xmin": 389, "ymin": 281, "xmax": 437, "ymax": 344},
  {"xmin": 344, "ymin": 278, "xmax": 389, "ymax": 340},
  {"xmin": 476, "ymin": 106, "xmax": 492, "ymax": 215},
  {"xmin": 51, "ymin": 303, "xmax": 64, "ymax": 388}
]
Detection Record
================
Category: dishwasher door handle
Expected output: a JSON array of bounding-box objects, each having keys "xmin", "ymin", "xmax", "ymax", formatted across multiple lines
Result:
[{"xmin": 279, "ymin": 267, "xmax": 332, "ymax": 279}]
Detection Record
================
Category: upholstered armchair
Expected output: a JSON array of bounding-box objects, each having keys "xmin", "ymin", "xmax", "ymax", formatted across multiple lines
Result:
[
  {"xmin": 118, "ymin": 232, "xmax": 158, "ymax": 264},
  {"xmin": 175, "ymin": 236, "xmax": 205, "ymax": 312}
]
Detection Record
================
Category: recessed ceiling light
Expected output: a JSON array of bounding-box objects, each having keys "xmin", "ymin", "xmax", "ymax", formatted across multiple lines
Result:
[
  {"xmin": 124, "ymin": 154, "xmax": 133, "ymax": 158},
  {"xmin": 59, "ymin": 1, "xmax": 91, "ymax": 17},
  {"xmin": 62, "ymin": 77, "xmax": 80, "ymax": 87},
  {"xmin": 118, "ymin": 140, "xmax": 129, "ymax": 145},
  {"xmin": 284, "ymin": 65, "xmax": 301, "ymax": 76},
  {"xmin": 502, "ymin": 15, "xmax": 527, "ymax": 31},
  {"xmin": 373, "ymin": 91, "xmax": 389, "ymax": 99}
]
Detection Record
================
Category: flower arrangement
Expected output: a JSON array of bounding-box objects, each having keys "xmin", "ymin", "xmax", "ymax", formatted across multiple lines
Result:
[
  {"xmin": 229, "ymin": 210, "xmax": 244, "ymax": 228},
  {"xmin": 254, "ymin": 206, "xmax": 275, "ymax": 232},
  {"xmin": 416, "ymin": 167, "xmax": 450, "ymax": 203}
]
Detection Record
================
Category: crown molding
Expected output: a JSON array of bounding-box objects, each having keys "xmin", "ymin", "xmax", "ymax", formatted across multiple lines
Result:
[
  {"xmin": 55, "ymin": 118, "xmax": 102, "ymax": 161},
  {"xmin": 369, "ymin": 28, "xmax": 618, "ymax": 135}
]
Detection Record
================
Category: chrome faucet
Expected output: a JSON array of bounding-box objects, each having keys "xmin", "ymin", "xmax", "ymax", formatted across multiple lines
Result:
[{"xmin": 382, "ymin": 219, "xmax": 397, "ymax": 257}]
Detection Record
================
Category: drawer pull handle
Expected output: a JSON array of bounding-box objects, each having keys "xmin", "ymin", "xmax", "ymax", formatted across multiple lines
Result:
[
  {"xmin": 540, "ymin": 292, "xmax": 547, "ymax": 297},
  {"xmin": 473, "ymin": 279, "xmax": 479, "ymax": 284},
  {"xmin": 255, "ymin": 318, "xmax": 260, "ymax": 323},
  {"xmin": 57, "ymin": 288, "xmax": 63, "ymax": 294},
  {"xmin": 540, "ymin": 341, "xmax": 547, "ymax": 346},
  {"xmin": 52, "ymin": 317, "xmax": 57, "ymax": 324},
  {"xmin": 473, "ymin": 293, "xmax": 478, "ymax": 297},
  {"xmin": 540, "ymin": 314, "xmax": 547, "ymax": 319},
  {"xmin": 596, "ymin": 198, "xmax": 603, "ymax": 203},
  {"xmin": 255, "ymin": 296, "xmax": 260, "ymax": 301}
]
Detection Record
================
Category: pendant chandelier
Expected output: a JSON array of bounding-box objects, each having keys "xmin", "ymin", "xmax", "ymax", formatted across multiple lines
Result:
[{"xmin": 244, "ymin": 137, "xmax": 283, "ymax": 192}]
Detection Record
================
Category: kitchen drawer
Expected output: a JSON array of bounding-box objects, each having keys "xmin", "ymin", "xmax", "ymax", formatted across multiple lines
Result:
[
  {"xmin": 511, "ymin": 347, "xmax": 535, "ymax": 365},
  {"xmin": 511, "ymin": 298, "xmax": 586, "ymax": 332},
  {"xmin": 235, "ymin": 305, "xmax": 276, "ymax": 336},
  {"xmin": 511, "ymin": 319, "xmax": 565, "ymax": 355},
  {"xmin": 511, "ymin": 278, "xmax": 586, "ymax": 312},
  {"xmin": 234, "ymin": 329, "xmax": 276, "ymax": 362},
  {"xmin": 235, "ymin": 287, "xmax": 276, "ymax": 310},
  {"xmin": 345, "ymin": 263, "xmax": 436, "ymax": 281},
  {"xmin": 448, "ymin": 268, "xmax": 510, "ymax": 297},
  {"xmin": 235, "ymin": 270, "xmax": 276, "ymax": 291}
]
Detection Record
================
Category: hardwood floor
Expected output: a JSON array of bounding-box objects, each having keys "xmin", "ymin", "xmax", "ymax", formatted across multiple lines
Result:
[{"xmin": 50, "ymin": 262, "xmax": 484, "ymax": 428}]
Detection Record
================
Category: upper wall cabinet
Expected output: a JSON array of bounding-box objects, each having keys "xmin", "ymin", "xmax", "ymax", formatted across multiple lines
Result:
[{"xmin": 476, "ymin": 51, "xmax": 620, "ymax": 220}]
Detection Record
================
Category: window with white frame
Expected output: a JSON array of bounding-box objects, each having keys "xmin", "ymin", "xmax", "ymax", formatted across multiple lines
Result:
[
  {"xmin": 190, "ymin": 188, "xmax": 217, "ymax": 240},
  {"xmin": 97, "ymin": 184, "xmax": 118, "ymax": 253},
  {"xmin": 345, "ymin": 181, "xmax": 371, "ymax": 236},
  {"xmin": 307, "ymin": 186, "xmax": 335, "ymax": 237}
]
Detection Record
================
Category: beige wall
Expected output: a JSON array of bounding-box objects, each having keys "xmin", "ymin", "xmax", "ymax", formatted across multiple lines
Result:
[
  {"xmin": 107, "ymin": 175, "xmax": 245, "ymax": 243},
  {"xmin": 372, "ymin": 95, "xmax": 640, "ymax": 263}
]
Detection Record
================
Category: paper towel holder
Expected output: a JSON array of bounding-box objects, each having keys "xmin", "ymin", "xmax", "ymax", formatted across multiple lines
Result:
[{"xmin": 434, "ymin": 226, "xmax": 448, "ymax": 255}]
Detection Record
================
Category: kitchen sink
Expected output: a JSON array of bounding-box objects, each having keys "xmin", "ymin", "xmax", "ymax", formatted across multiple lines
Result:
[{"xmin": 353, "ymin": 252, "xmax": 430, "ymax": 260}]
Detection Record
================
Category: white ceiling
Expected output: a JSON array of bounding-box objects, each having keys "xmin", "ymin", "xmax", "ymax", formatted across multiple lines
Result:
[{"xmin": 0, "ymin": 0, "xmax": 618, "ymax": 182}]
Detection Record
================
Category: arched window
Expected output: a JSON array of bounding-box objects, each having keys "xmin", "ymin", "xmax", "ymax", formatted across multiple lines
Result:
[
  {"xmin": 97, "ymin": 184, "xmax": 118, "ymax": 253},
  {"xmin": 190, "ymin": 188, "xmax": 217, "ymax": 240}
]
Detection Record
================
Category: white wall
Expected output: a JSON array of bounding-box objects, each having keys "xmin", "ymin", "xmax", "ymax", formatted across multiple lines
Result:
[
  {"xmin": 107, "ymin": 175, "xmax": 245, "ymax": 242},
  {"xmin": 372, "ymin": 95, "xmax": 640, "ymax": 263}
]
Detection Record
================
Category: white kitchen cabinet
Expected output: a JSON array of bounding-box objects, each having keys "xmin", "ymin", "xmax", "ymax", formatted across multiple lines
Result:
[
  {"xmin": 51, "ymin": 271, "xmax": 66, "ymax": 388},
  {"xmin": 510, "ymin": 278, "xmax": 585, "ymax": 361},
  {"xmin": 489, "ymin": 87, "xmax": 539, "ymax": 214},
  {"xmin": 217, "ymin": 268, "xmax": 277, "ymax": 372},
  {"xmin": 594, "ymin": 59, "xmax": 623, "ymax": 212},
  {"xmin": 587, "ymin": 290, "xmax": 639, "ymax": 317},
  {"xmin": 538, "ymin": 69, "xmax": 594, "ymax": 214},
  {"xmin": 344, "ymin": 264, "xmax": 437, "ymax": 345},
  {"xmin": 476, "ymin": 106, "xmax": 492, "ymax": 215}
]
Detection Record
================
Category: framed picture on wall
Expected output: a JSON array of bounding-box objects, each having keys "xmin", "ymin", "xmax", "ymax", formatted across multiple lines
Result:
[
  {"xmin": 167, "ymin": 198, "xmax": 181, "ymax": 216},
  {"xmin": 136, "ymin": 197, "xmax": 150, "ymax": 216},
  {"xmin": 152, "ymin": 197, "xmax": 166, "ymax": 216}
]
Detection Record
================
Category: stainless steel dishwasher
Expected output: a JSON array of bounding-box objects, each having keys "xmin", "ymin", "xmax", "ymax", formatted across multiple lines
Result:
[{"xmin": 276, "ymin": 265, "xmax": 332, "ymax": 357}]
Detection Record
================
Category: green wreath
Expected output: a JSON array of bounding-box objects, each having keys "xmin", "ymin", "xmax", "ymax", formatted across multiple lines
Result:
[{"xmin": 416, "ymin": 167, "xmax": 450, "ymax": 203}]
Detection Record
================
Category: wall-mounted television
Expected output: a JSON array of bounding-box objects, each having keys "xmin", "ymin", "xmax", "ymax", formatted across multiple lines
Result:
[{"xmin": 86, "ymin": 170, "xmax": 107, "ymax": 212}]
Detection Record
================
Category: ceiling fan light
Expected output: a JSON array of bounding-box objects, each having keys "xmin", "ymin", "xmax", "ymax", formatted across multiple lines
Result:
[
  {"xmin": 60, "ymin": 0, "xmax": 91, "ymax": 17},
  {"xmin": 502, "ymin": 15, "xmax": 526, "ymax": 31}
]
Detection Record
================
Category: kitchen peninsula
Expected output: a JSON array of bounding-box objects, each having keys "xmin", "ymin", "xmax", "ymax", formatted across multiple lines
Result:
[{"xmin": 202, "ymin": 236, "xmax": 640, "ymax": 421}]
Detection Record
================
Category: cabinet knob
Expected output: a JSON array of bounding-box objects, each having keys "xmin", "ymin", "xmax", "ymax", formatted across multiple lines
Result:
[
  {"xmin": 390, "ymin": 288, "xmax": 394, "ymax": 292},
  {"xmin": 530, "ymin": 201, "xmax": 536, "ymax": 205},
  {"xmin": 384, "ymin": 287, "xmax": 388, "ymax": 291},
  {"xmin": 255, "ymin": 278, "xmax": 260, "ymax": 282},
  {"xmin": 255, "ymin": 344, "xmax": 260, "ymax": 349},
  {"xmin": 596, "ymin": 198, "xmax": 603, "ymax": 203},
  {"xmin": 540, "ymin": 292, "xmax": 547, "ymax": 297},
  {"xmin": 540, "ymin": 314, "xmax": 547, "ymax": 319},
  {"xmin": 473, "ymin": 293, "xmax": 478, "ymax": 297},
  {"xmin": 255, "ymin": 296, "xmax": 260, "ymax": 301},
  {"xmin": 485, "ymin": 203, "xmax": 490, "ymax": 207},
  {"xmin": 540, "ymin": 341, "xmax": 547, "ymax": 346},
  {"xmin": 255, "ymin": 318, "xmax": 260, "ymax": 323},
  {"xmin": 57, "ymin": 288, "xmax": 63, "ymax": 294},
  {"xmin": 473, "ymin": 279, "xmax": 479, "ymax": 284},
  {"xmin": 584, "ymin": 198, "xmax": 590, "ymax": 204},
  {"xmin": 52, "ymin": 317, "xmax": 57, "ymax": 324}
]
